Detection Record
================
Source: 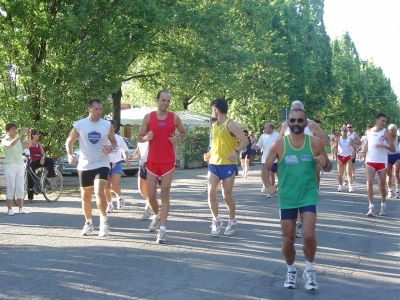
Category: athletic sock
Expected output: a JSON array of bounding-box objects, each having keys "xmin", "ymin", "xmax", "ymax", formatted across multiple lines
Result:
[
  {"xmin": 100, "ymin": 216, "xmax": 108, "ymax": 223},
  {"xmin": 381, "ymin": 202, "xmax": 386, "ymax": 207},
  {"xmin": 287, "ymin": 263, "xmax": 296, "ymax": 273},
  {"xmin": 160, "ymin": 226, "xmax": 166, "ymax": 231},
  {"xmin": 369, "ymin": 204, "xmax": 374, "ymax": 209},
  {"xmin": 305, "ymin": 260, "xmax": 314, "ymax": 271},
  {"xmin": 86, "ymin": 218, "xmax": 92, "ymax": 224},
  {"xmin": 213, "ymin": 216, "xmax": 220, "ymax": 221}
]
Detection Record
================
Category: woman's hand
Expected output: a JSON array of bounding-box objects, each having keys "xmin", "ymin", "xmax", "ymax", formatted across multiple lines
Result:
[{"xmin": 40, "ymin": 157, "xmax": 45, "ymax": 165}]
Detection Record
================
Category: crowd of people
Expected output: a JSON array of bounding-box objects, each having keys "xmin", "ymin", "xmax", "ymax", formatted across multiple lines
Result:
[{"xmin": 2, "ymin": 94, "xmax": 398, "ymax": 293}]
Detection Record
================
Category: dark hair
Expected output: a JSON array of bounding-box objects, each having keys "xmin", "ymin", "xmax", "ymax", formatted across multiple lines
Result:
[
  {"xmin": 242, "ymin": 129, "xmax": 249, "ymax": 134},
  {"xmin": 314, "ymin": 119, "xmax": 321, "ymax": 124},
  {"xmin": 210, "ymin": 117, "xmax": 218, "ymax": 122},
  {"xmin": 376, "ymin": 113, "xmax": 387, "ymax": 119},
  {"xmin": 31, "ymin": 129, "xmax": 39, "ymax": 137},
  {"xmin": 210, "ymin": 98, "xmax": 228, "ymax": 114},
  {"xmin": 88, "ymin": 99, "xmax": 102, "ymax": 107},
  {"xmin": 289, "ymin": 108, "xmax": 307, "ymax": 119},
  {"xmin": 157, "ymin": 90, "xmax": 170, "ymax": 99},
  {"xmin": 109, "ymin": 120, "xmax": 117, "ymax": 127},
  {"xmin": 5, "ymin": 123, "xmax": 17, "ymax": 132}
]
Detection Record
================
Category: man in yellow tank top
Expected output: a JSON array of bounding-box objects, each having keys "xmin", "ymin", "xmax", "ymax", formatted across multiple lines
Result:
[
  {"xmin": 204, "ymin": 98, "xmax": 248, "ymax": 236},
  {"xmin": 262, "ymin": 109, "xmax": 332, "ymax": 291}
]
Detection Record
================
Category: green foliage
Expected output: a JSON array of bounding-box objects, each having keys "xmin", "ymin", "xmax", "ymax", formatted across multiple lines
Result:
[{"xmin": 182, "ymin": 130, "xmax": 209, "ymax": 161}]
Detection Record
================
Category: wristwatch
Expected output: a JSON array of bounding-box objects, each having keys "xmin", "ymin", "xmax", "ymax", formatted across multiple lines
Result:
[{"xmin": 177, "ymin": 135, "xmax": 181, "ymax": 141}]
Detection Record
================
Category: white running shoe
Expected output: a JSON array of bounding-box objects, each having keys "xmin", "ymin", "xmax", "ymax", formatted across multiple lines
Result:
[
  {"xmin": 367, "ymin": 208, "xmax": 375, "ymax": 217},
  {"xmin": 348, "ymin": 184, "xmax": 354, "ymax": 193},
  {"xmin": 156, "ymin": 229, "xmax": 166, "ymax": 244},
  {"xmin": 211, "ymin": 219, "xmax": 223, "ymax": 236},
  {"xmin": 303, "ymin": 270, "xmax": 318, "ymax": 290},
  {"xmin": 388, "ymin": 190, "xmax": 393, "ymax": 198},
  {"xmin": 106, "ymin": 203, "xmax": 114, "ymax": 213},
  {"xmin": 8, "ymin": 209, "xmax": 14, "ymax": 216},
  {"xmin": 117, "ymin": 197, "xmax": 125, "ymax": 210},
  {"xmin": 81, "ymin": 222, "xmax": 94, "ymax": 236},
  {"xmin": 266, "ymin": 194, "xmax": 272, "ymax": 198},
  {"xmin": 337, "ymin": 185, "xmax": 342, "ymax": 192},
  {"xmin": 19, "ymin": 208, "xmax": 26, "ymax": 214},
  {"xmin": 224, "ymin": 219, "xmax": 237, "ymax": 236},
  {"xmin": 244, "ymin": 172, "xmax": 247, "ymax": 179},
  {"xmin": 98, "ymin": 221, "xmax": 110, "ymax": 237},
  {"xmin": 261, "ymin": 187, "xmax": 266, "ymax": 193},
  {"xmin": 295, "ymin": 223, "xmax": 303, "ymax": 238},
  {"xmin": 142, "ymin": 207, "xmax": 152, "ymax": 220},
  {"xmin": 284, "ymin": 271, "xmax": 297, "ymax": 289},
  {"xmin": 379, "ymin": 206, "xmax": 387, "ymax": 216},
  {"xmin": 149, "ymin": 214, "xmax": 161, "ymax": 232},
  {"xmin": 396, "ymin": 191, "xmax": 400, "ymax": 198}
]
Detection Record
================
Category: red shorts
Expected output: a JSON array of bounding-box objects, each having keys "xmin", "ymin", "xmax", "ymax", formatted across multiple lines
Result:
[
  {"xmin": 146, "ymin": 161, "xmax": 175, "ymax": 178},
  {"xmin": 365, "ymin": 162, "xmax": 387, "ymax": 172},
  {"xmin": 338, "ymin": 155, "xmax": 351, "ymax": 165}
]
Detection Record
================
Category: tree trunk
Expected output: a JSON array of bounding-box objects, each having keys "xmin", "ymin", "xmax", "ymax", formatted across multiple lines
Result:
[{"xmin": 112, "ymin": 86, "xmax": 122, "ymax": 133}]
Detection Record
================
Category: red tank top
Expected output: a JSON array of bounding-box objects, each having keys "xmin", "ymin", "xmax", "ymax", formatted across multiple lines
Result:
[
  {"xmin": 29, "ymin": 142, "xmax": 42, "ymax": 162},
  {"xmin": 147, "ymin": 111, "xmax": 176, "ymax": 164}
]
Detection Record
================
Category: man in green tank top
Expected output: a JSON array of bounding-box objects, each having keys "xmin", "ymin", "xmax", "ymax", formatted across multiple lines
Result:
[{"xmin": 262, "ymin": 109, "xmax": 332, "ymax": 291}]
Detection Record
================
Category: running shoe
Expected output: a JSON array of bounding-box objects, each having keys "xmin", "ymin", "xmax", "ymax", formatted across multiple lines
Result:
[
  {"xmin": 224, "ymin": 219, "xmax": 237, "ymax": 236},
  {"xmin": 366, "ymin": 208, "xmax": 375, "ymax": 217},
  {"xmin": 388, "ymin": 190, "xmax": 393, "ymax": 198},
  {"xmin": 379, "ymin": 206, "xmax": 387, "ymax": 216},
  {"xmin": 8, "ymin": 209, "xmax": 14, "ymax": 216},
  {"xmin": 81, "ymin": 222, "xmax": 94, "ymax": 236},
  {"xmin": 348, "ymin": 184, "xmax": 353, "ymax": 193},
  {"xmin": 244, "ymin": 172, "xmax": 248, "ymax": 179},
  {"xmin": 149, "ymin": 214, "xmax": 161, "ymax": 232},
  {"xmin": 337, "ymin": 185, "xmax": 342, "ymax": 192},
  {"xmin": 142, "ymin": 207, "xmax": 152, "ymax": 220},
  {"xmin": 211, "ymin": 219, "xmax": 223, "ymax": 236},
  {"xmin": 261, "ymin": 187, "xmax": 266, "ymax": 193},
  {"xmin": 19, "ymin": 208, "xmax": 26, "ymax": 214},
  {"xmin": 302, "ymin": 270, "xmax": 318, "ymax": 290},
  {"xmin": 156, "ymin": 229, "xmax": 166, "ymax": 244},
  {"xmin": 117, "ymin": 197, "xmax": 125, "ymax": 210},
  {"xmin": 99, "ymin": 221, "xmax": 110, "ymax": 237},
  {"xmin": 266, "ymin": 194, "xmax": 272, "ymax": 198},
  {"xmin": 106, "ymin": 203, "xmax": 114, "ymax": 213},
  {"xmin": 296, "ymin": 223, "xmax": 303, "ymax": 238},
  {"xmin": 284, "ymin": 271, "xmax": 297, "ymax": 289},
  {"xmin": 396, "ymin": 190, "xmax": 400, "ymax": 198}
]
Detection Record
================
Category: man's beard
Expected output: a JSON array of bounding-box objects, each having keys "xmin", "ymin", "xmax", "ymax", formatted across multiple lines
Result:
[{"xmin": 289, "ymin": 124, "xmax": 305, "ymax": 134}]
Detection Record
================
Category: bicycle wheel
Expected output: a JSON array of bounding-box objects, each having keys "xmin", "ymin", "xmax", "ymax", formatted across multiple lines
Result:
[
  {"xmin": 43, "ymin": 169, "xmax": 63, "ymax": 202},
  {"xmin": 13, "ymin": 170, "xmax": 28, "ymax": 206}
]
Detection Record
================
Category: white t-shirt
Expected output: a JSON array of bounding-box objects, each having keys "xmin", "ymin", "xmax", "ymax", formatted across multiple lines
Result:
[
  {"xmin": 138, "ymin": 141, "xmax": 149, "ymax": 164},
  {"xmin": 257, "ymin": 132, "xmax": 279, "ymax": 163},
  {"xmin": 108, "ymin": 134, "xmax": 128, "ymax": 163},
  {"xmin": 366, "ymin": 127, "xmax": 388, "ymax": 163},
  {"xmin": 74, "ymin": 117, "xmax": 111, "ymax": 171}
]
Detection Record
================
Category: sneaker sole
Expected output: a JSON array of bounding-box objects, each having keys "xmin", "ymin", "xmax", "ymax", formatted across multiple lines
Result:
[
  {"xmin": 224, "ymin": 231, "xmax": 235, "ymax": 236},
  {"xmin": 284, "ymin": 284, "xmax": 297, "ymax": 289}
]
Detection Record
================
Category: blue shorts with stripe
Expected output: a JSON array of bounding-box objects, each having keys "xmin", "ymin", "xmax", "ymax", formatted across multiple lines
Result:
[{"xmin": 208, "ymin": 164, "xmax": 238, "ymax": 180}]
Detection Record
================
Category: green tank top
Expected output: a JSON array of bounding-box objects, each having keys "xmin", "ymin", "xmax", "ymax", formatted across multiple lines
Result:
[{"xmin": 278, "ymin": 135, "xmax": 318, "ymax": 209}]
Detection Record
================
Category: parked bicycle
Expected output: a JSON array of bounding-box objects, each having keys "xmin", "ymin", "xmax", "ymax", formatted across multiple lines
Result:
[{"xmin": 13, "ymin": 154, "xmax": 64, "ymax": 204}]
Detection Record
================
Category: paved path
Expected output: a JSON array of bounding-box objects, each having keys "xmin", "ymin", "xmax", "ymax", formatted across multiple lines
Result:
[{"xmin": 0, "ymin": 161, "xmax": 399, "ymax": 300}]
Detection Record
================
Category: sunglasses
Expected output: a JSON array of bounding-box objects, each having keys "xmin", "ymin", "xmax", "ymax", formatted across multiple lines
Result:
[
  {"xmin": 347, "ymin": 126, "xmax": 353, "ymax": 128},
  {"xmin": 341, "ymin": 129, "xmax": 347, "ymax": 132},
  {"xmin": 289, "ymin": 118, "xmax": 305, "ymax": 123}
]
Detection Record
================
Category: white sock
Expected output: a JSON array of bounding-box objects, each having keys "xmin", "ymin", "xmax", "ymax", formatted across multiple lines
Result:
[
  {"xmin": 107, "ymin": 202, "xmax": 113, "ymax": 206},
  {"xmin": 213, "ymin": 216, "xmax": 220, "ymax": 221},
  {"xmin": 100, "ymin": 216, "xmax": 108, "ymax": 223},
  {"xmin": 229, "ymin": 218, "xmax": 236, "ymax": 224},
  {"xmin": 86, "ymin": 218, "xmax": 92, "ymax": 224},
  {"xmin": 287, "ymin": 263, "xmax": 296, "ymax": 272},
  {"xmin": 160, "ymin": 226, "xmax": 166, "ymax": 231},
  {"xmin": 305, "ymin": 260, "xmax": 314, "ymax": 271},
  {"xmin": 154, "ymin": 212, "xmax": 161, "ymax": 219},
  {"xmin": 381, "ymin": 202, "xmax": 386, "ymax": 207},
  {"xmin": 369, "ymin": 204, "xmax": 374, "ymax": 209}
]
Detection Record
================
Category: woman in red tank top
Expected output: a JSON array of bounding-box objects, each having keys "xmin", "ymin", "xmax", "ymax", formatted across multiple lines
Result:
[{"xmin": 27, "ymin": 130, "xmax": 56, "ymax": 202}]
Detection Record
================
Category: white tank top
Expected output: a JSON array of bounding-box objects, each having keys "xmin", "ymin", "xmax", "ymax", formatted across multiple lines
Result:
[
  {"xmin": 366, "ymin": 128, "xmax": 388, "ymax": 163},
  {"xmin": 338, "ymin": 136, "xmax": 353, "ymax": 157},
  {"xmin": 348, "ymin": 132, "xmax": 357, "ymax": 142},
  {"xmin": 388, "ymin": 136, "xmax": 400, "ymax": 154}
]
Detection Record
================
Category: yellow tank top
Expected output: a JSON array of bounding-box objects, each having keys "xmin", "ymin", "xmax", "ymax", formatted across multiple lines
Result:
[{"xmin": 209, "ymin": 119, "xmax": 238, "ymax": 165}]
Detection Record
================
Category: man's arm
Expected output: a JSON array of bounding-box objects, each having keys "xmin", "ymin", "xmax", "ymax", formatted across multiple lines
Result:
[
  {"xmin": 108, "ymin": 125, "xmax": 117, "ymax": 151},
  {"xmin": 227, "ymin": 120, "xmax": 248, "ymax": 162},
  {"xmin": 312, "ymin": 137, "xmax": 332, "ymax": 172},
  {"xmin": 65, "ymin": 127, "xmax": 79, "ymax": 164},
  {"xmin": 383, "ymin": 131, "xmax": 396, "ymax": 153},
  {"xmin": 138, "ymin": 114, "xmax": 151, "ymax": 143},
  {"xmin": 262, "ymin": 139, "xmax": 281, "ymax": 195},
  {"xmin": 309, "ymin": 120, "xmax": 329, "ymax": 146},
  {"xmin": 353, "ymin": 132, "xmax": 362, "ymax": 146},
  {"xmin": 279, "ymin": 122, "xmax": 288, "ymax": 137}
]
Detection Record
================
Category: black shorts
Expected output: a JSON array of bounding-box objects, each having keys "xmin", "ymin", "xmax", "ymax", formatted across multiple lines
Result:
[
  {"xmin": 351, "ymin": 158, "xmax": 356, "ymax": 164},
  {"xmin": 241, "ymin": 151, "xmax": 251, "ymax": 159},
  {"xmin": 78, "ymin": 167, "xmax": 109, "ymax": 188},
  {"xmin": 139, "ymin": 164, "xmax": 147, "ymax": 180}
]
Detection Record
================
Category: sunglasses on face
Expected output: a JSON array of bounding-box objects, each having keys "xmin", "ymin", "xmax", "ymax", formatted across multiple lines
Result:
[
  {"xmin": 289, "ymin": 118, "xmax": 305, "ymax": 123},
  {"xmin": 347, "ymin": 127, "xmax": 353, "ymax": 129},
  {"xmin": 341, "ymin": 129, "xmax": 347, "ymax": 132}
]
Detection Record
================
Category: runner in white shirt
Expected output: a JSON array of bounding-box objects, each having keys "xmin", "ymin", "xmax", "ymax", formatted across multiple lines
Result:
[
  {"xmin": 359, "ymin": 113, "xmax": 395, "ymax": 217},
  {"xmin": 346, "ymin": 123, "xmax": 362, "ymax": 178},
  {"xmin": 386, "ymin": 124, "xmax": 400, "ymax": 198},
  {"xmin": 333, "ymin": 126, "xmax": 358, "ymax": 192},
  {"xmin": 105, "ymin": 120, "xmax": 130, "ymax": 213},
  {"xmin": 253, "ymin": 123, "xmax": 279, "ymax": 197}
]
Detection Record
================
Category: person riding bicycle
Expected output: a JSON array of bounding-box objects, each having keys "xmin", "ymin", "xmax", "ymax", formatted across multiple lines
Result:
[{"xmin": 27, "ymin": 130, "xmax": 56, "ymax": 203}]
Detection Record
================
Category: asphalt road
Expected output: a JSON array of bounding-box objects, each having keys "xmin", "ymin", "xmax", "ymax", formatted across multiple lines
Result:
[{"xmin": 0, "ymin": 161, "xmax": 399, "ymax": 300}]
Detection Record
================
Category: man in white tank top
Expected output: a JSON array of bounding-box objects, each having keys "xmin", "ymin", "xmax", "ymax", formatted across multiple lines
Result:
[
  {"xmin": 359, "ymin": 113, "xmax": 395, "ymax": 217},
  {"xmin": 386, "ymin": 124, "xmax": 400, "ymax": 198},
  {"xmin": 346, "ymin": 123, "xmax": 361, "ymax": 178}
]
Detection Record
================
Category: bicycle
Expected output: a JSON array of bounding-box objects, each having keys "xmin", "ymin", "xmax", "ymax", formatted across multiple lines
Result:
[{"xmin": 13, "ymin": 154, "xmax": 64, "ymax": 204}]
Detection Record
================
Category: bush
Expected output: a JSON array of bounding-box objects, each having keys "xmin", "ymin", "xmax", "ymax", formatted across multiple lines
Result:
[{"xmin": 183, "ymin": 130, "xmax": 209, "ymax": 161}]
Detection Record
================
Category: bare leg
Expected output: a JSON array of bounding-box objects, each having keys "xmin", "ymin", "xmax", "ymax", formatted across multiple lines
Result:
[
  {"xmin": 221, "ymin": 173, "xmax": 236, "ymax": 220},
  {"xmin": 301, "ymin": 212, "xmax": 317, "ymax": 262},
  {"xmin": 346, "ymin": 162, "xmax": 353, "ymax": 185},
  {"xmin": 377, "ymin": 169, "xmax": 387, "ymax": 203},
  {"xmin": 105, "ymin": 176, "xmax": 113, "ymax": 204},
  {"xmin": 208, "ymin": 171, "xmax": 221, "ymax": 217},
  {"xmin": 365, "ymin": 166, "xmax": 377, "ymax": 205},
  {"xmin": 110, "ymin": 173, "xmax": 122, "ymax": 197},
  {"xmin": 337, "ymin": 161, "xmax": 344, "ymax": 185},
  {"xmin": 280, "ymin": 219, "xmax": 297, "ymax": 265},
  {"xmin": 81, "ymin": 187, "xmax": 94, "ymax": 219},
  {"xmin": 386, "ymin": 164, "xmax": 393, "ymax": 191},
  {"xmin": 94, "ymin": 179, "xmax": 107, "ymax": 217},
  {"xmin": 158, "ymin": 171, "xmax": 174, "ymax": 227},
  {"xmin": 147, "ymin": 173, "xmax": 160, "ymax": 215}
]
